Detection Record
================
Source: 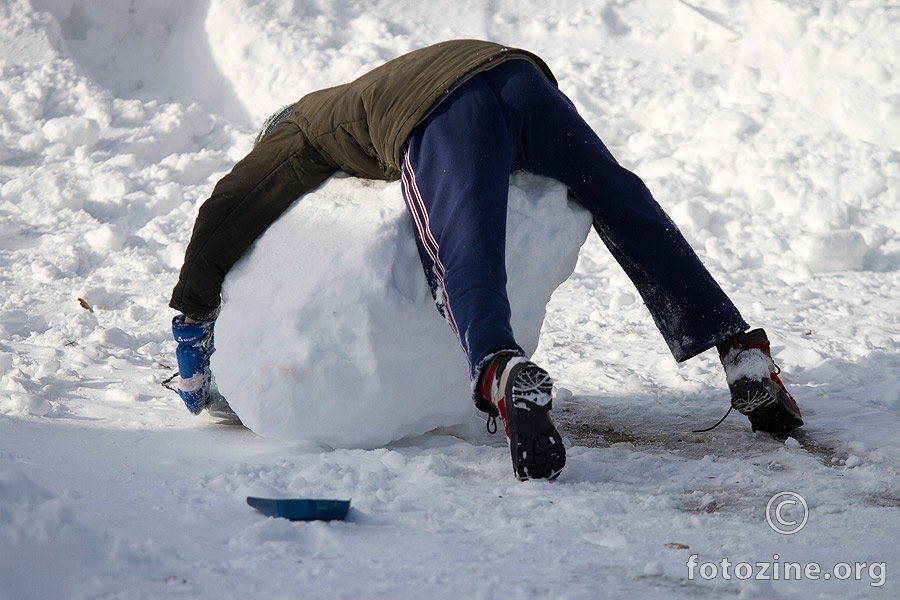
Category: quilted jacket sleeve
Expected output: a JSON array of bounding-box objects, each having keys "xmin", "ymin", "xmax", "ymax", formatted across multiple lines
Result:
[{"xmin": 169, "ymin": 121, "xmax": 336, "ymax": 320}]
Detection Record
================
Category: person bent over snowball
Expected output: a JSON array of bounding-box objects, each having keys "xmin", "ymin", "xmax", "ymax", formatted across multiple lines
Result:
[{"xmin": 168, "ymin": 40, "xmax": 802, "ymax": 481}]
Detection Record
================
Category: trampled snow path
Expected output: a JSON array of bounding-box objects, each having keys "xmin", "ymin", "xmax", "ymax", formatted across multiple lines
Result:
[{"xmin": 2, "ymin": 0, "xmax": 900, "ymax": 598}]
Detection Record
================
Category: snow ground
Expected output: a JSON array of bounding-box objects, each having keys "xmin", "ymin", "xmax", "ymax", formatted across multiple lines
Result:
[{"xmin": 2, "ymin": 0, "xmax": 900, "ymax": 598}]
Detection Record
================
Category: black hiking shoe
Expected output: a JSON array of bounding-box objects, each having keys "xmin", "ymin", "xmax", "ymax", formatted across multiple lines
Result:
[
  {"xmin": 718, "ymin": 329, "xmax": 804, "ymax": 434},
  {"xmin": 477, "ymin": 352, "xmax": 566, "ymax": 480}
]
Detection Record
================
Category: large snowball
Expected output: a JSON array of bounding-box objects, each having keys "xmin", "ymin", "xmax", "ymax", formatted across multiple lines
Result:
[{"xmin": 213, "ymin": 172, "xmax": 592, "ymax": 448}]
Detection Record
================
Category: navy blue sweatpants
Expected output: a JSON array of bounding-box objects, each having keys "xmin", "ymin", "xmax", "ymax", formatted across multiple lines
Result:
[{"xmin": 400, "ymin": 60, "xmax": 748, "ymax": 381}]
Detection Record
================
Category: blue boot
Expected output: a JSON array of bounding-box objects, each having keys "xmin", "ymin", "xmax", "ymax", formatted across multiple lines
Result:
[{"xmin": 171, "ymin": 315, "xmax": 216, "ymax": 414}]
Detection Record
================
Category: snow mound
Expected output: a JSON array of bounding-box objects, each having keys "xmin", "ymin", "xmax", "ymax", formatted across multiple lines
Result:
[
  {"xmin": 0, "ymin": 470, "xmax": 106, "ymax": 600},
  {"xmin": 790, "ymin": 230, "xmax": 869, "ymax": 273},
  {"xmin": 213, "ymin": 173, "xmax": 592, "ymax": 447}
]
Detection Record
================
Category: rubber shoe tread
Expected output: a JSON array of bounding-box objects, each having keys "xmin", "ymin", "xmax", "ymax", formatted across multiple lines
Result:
[
  {"xmin": 730, "ymin": 376, "xmax": 804, "ymax": 434},
  {"xmin": 504, "ymin": 361, "xmax": 566, "ymax": 481}
]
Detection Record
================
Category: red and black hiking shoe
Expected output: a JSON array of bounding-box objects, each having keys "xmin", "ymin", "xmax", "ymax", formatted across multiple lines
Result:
[
  {"xmin": 718, "ymin": 329, "xmax": 804, "ymax": 434},
  {"xmin": 477, "ymin": 352, "xmax": 566, "ymax": 480}
]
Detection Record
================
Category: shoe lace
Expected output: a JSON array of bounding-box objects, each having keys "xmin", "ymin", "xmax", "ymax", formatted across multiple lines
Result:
[
  {"xmin": 693, "ymin": 361, "xmax": 782, "ymax": 433},
  {"xmin": 161, "ymin": 371, "xmax": 180, "ymax": 394},
  {"xmin": 486, "ymin": 413, "xmax": 498, "ymax": 435},
  {"xmin": 692, "ymin": 405, "xmax": 733, "ymax": 433}
]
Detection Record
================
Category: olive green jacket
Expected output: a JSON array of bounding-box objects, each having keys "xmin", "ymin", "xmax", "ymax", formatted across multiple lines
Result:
[{"xmin": 170, "ymin": 40, "xmax": 556, "ymax": 320}]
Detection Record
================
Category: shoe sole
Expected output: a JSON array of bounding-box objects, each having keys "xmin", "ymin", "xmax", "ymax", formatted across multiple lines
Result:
[
  {"xmin": 504, "ymin": 361, "xmax": 566, "ymax": 480},
  {"xmin": 731, "ymin": 378, "xmax": 804, "ymax": 434}
]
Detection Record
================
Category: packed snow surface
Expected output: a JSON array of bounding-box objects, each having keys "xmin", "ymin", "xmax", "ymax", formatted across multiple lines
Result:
[{"xmin": 2, "ymin": 0, "xmax": 900, "ymax": 598}]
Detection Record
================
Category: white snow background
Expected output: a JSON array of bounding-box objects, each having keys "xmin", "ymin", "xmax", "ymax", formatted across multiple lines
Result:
[{"xmin": 2, "ymin": 0, "xmax": 900, "ymax": 598}]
